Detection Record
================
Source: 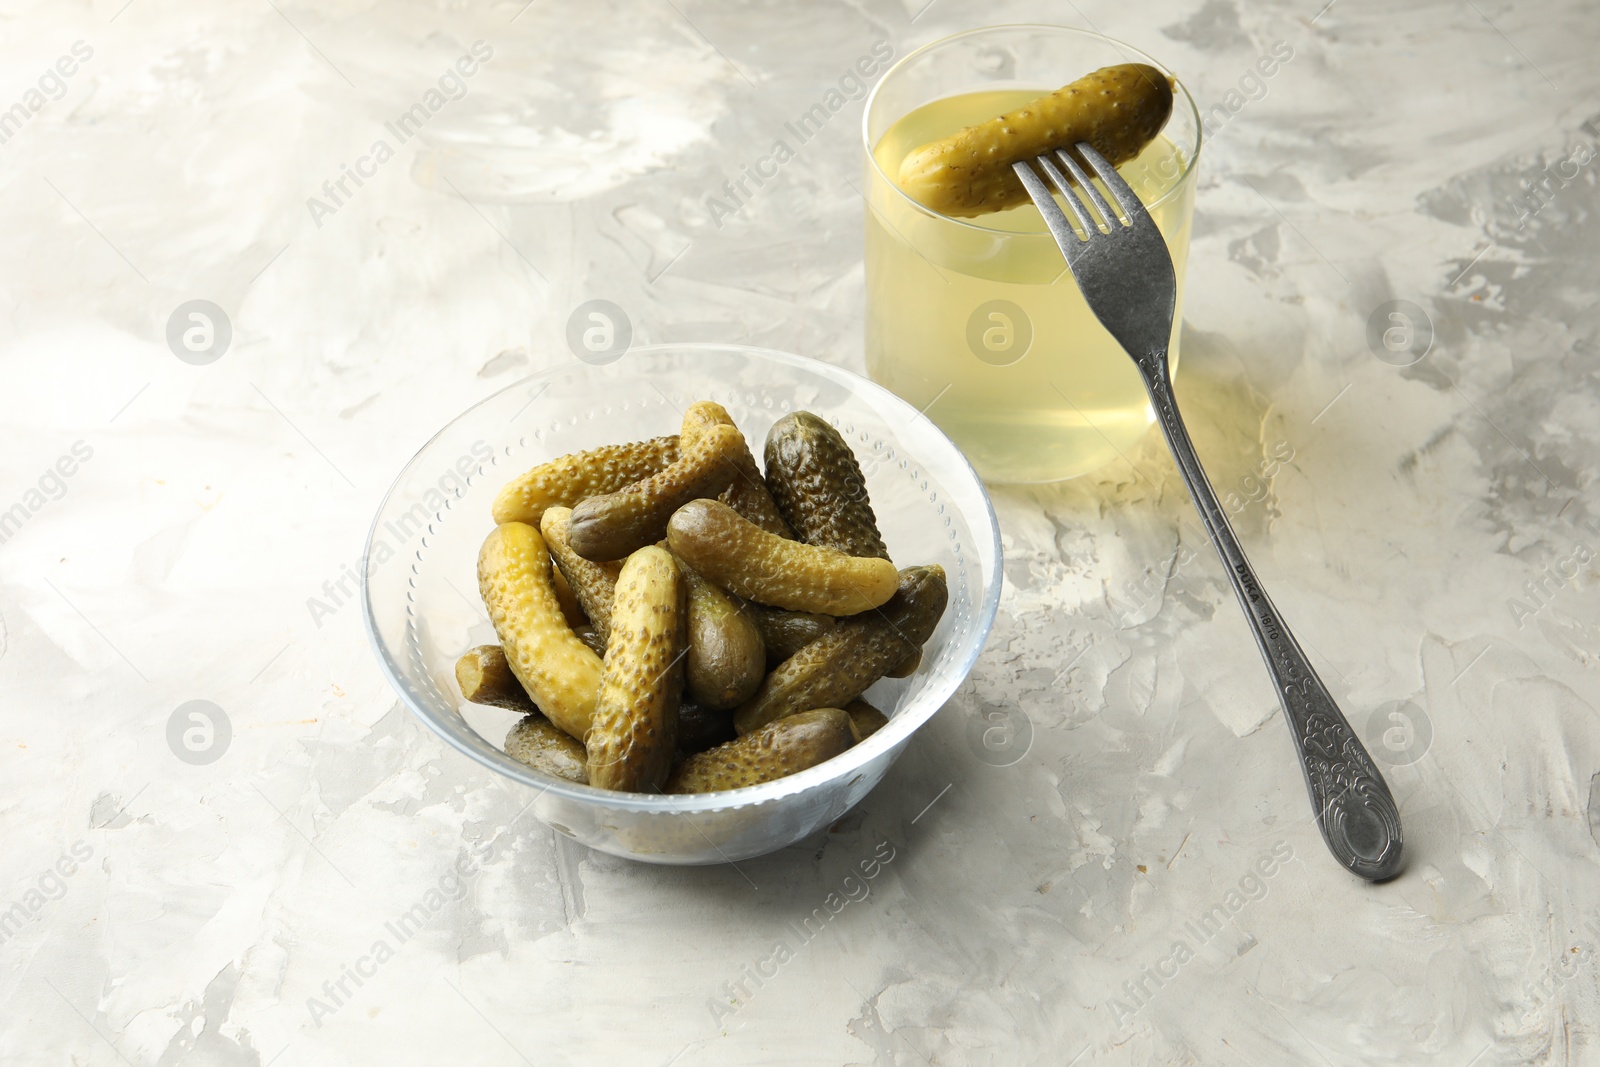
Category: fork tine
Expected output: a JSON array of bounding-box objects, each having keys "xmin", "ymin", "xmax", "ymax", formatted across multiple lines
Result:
[
  {"xmin": 1011, "ymin": 160, "xmax": 1087, "ymax": 248},
  {"xmin": 1051, "ymin": 148, "xmax": 1125, "ymax": 229},
  {"xmin": 1030, "ymin": 154, "xmax": 1098, "ymax": 236},
  {"xmin": 1073, "ymin": 142, "xmax": 1143, "ymax": 223}
]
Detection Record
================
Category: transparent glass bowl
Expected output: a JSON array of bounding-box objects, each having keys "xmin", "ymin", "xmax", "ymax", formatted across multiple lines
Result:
[{"xmin": 362, "ymin": 344, "xmax": 1002, "ymax": 864}]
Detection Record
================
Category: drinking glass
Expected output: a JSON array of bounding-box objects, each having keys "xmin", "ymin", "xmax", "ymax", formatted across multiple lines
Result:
[{"xmin": 863, "ymin": 25, "xmax": 1201, "ymax": 484}]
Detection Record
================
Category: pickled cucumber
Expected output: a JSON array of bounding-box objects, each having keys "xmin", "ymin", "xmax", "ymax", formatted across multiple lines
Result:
[
  {"xmin": 455, "ymin": 644, "xmax": 536, "ymax": 713},
  {"xmin": 733, "ymin": 565, "xmax": 947, "ymax": 734},
  {"xmin": 845, "ymin": 699, "xmax": 889, "ymax": 742},
  {"xmin": 575, "ymin": 626, "xmax": 607, "ymax": 658},
  {"xmin": 478, "ymin": 522, "xmax": 604, "ymax": 740},
  {"xmin": 764, "ymin": 412, "xmax": 889, "ymax": 561},
  {"xmin": 664, "ymin": 708, "xmax": 856, "ymax": 793},
  {"xmin": 548, "ymin": 562, "xmax": 588, "ymax": 630},
  {"xmin": 896, "ymin": 63, "xmax": 1175, "ymax": 218},
  {"xmin": 677, "ymin": 701, "xmax": 737, "ymax": 759},
  {"xmin": 763, "ymin": 411, "xmax": 920, "ymax": 676},
  {"xmin": 682, "ymin": 565, "xmax": 766, "ymax": 711},
  {"xmin": 682, "ymin": 400, "xmax": 793, "ymax": 537},
  {"xmin": 747, "ymin": 603, "xmax": 838, "ymax": 667},
  {"xmin": 505, "ymin": 713, "xmax": 589, "ymax": 784},
  {"xmin": 568, "ymin": 424, "xmax": 742, "ymax": 561},
  {"xmin": 667, "ymin": 499, "xmax": 899, "ymax": 616},
  {"xmin": 492, "ymin": 436, "xmax": 679, "ymax": 526},
  {"xmin": 585, "ymin": 546, "xmax": 686, "ymax": 791},
  {"xmin": 542, "ymin": 506, "xmax": 622, "ymax": 643},
  {"xmin": 886, "ymin": 650, "xmax": 921, "ymax": 679}
]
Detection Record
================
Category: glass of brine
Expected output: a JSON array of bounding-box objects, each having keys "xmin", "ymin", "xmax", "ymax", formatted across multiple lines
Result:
[{"xmin": 863, "ymin": 25, "xmax": 1201, "ymax": 484}]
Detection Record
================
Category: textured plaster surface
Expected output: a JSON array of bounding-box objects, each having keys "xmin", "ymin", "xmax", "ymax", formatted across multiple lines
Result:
[{"xmin": 1, "ymin": 0, "xmax": 1598, "ymax": 1064}]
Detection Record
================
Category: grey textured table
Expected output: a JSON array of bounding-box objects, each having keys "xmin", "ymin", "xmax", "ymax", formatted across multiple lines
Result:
[{"xmin": 3, "ymin": 1, "xmax": 1597, "ymax": 1064}]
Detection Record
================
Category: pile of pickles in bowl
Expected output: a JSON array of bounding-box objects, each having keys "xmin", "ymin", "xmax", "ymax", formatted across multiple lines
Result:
[{"xmin": 363, "ymin": 344, "xmax": 1001, "ymax": 863}]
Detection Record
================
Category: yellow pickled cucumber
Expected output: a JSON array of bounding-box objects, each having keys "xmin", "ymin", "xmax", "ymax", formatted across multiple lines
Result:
[
  {"xmin": 492, "ymin": 436, "xmax": 679, "ymax": 526},
  {"xmin": 682, "ymin": 565, "xmax": 767, "ymax": 711},
  {"xmin": 734, "ymin": 565, "xmax": 947, "ymax": 734},
  {"xmin": 682, "ymin": 400, "xmax": 793, "ymax": 537},
  {"xmin": 585, "ymin": 546, "xmax": 686, "ymax": 791},
  {"xmin": 664, "ymin": 708, "xmax": 856, "ymax": 793},
  {"xmin": 541, "ymin": 506, "xmax": 623, "ymax": 643},
  {"xmin": 896, "ymin": 63, "xmax": 1174, "ymax": 218},
  {"xmin": 667, "ymin": 499, "xmax": 899, "ymax": 616},
  {"xmin": 568, "ymin": 424, "xmax": 742, "ymax": 561},
  {"xmin": 505, "ymin": 713, "xmax": 589, "ymax": 784},
  {"xmin": 844, "ymin": 699, "xmax": 889, "ymax": 742},
  {"xmin": 455, "ymin": 645, "xmax": 536, "ymax": 713},
  {"xmin": 477, "ymin": 522, "xmax": 604, "ymax": 740}
]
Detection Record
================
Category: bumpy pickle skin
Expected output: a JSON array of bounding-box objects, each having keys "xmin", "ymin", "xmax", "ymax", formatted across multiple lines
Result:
[
  {"xmin": 492, "ymin": 436, "xmax": 679, "ymax": 526},
  {"xmin": 585, "ymin": 546, "xmax": 686, "ymax": 792},
  {"xmin": 455, "ymin": 645, "xmax": 537, "ymax": 713},
  {"xmin": 541, "ymin": 506, "xmax": 623, "ymax": 644},
  {"xmin": 764, "ymin": 411, "xmax": 890, "ymax": 561},
  {"xmin": 681, "ymin": 400, "xmax": 794, "ymax": 537},
  {"xmin": 733, "ymin": 565, "xmax": 948, "ymax": 735},
  {"xmin": 477, "ymin": 522, "xmax": 605, "ymax": 740},
  {"xmin": 681, "ymin": 565, "xmax": 767, "ymax": 712},
  {"xmin": 666, "ymin": 499, "xmax": 899, "ymax": 616},
  {"xmin": 567, "ymin": 424, "xmax": 742, "ymax": 561},
  {"xmin": 664, "ymin": 708, "xmax": 856, "ymax": 793},
  {"xmin": 895, "ymin": 63, "xmax": 1175, "ymax": 218},
  {"xmin": 505, "ymin": 714, "xmax": 590, "ymax": 784}
]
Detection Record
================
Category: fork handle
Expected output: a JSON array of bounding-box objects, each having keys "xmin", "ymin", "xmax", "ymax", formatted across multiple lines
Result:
[{"xmin": 1135, "ymin": 351, "xmax": 1403, "ymax": 881}]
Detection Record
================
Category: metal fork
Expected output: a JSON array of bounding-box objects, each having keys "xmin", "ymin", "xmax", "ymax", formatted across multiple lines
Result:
[{"xmin": 1014, "ymin": 145, "xmax": 1403, "ymax": 881}]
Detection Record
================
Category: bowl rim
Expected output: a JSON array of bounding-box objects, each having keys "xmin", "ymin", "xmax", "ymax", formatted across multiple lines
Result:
[{"xmin": 362, "ymin": 342, "xmax": 1004, "ymax": 815}]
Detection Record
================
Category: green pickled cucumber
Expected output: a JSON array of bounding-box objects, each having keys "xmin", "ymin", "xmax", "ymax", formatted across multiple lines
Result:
[
  {"xmin": 733, "ymin": 566, "xmax": 947, "ymax": 735},
  {"xmin": 505, "ymin": 713, "xmax": 589, "ymax": 784},
  {"xmin": 764, "ymin": 412, "xmax": 889, "ymax": 561},
  {"xmin": 896, "ymin": 63, "xmax": 1175, "ymax": 218},
  {"xmin": 682, "ymin": 565, "xmax": 767, "ymax": 711},
  {"xmin": 746, "ymin": 603, "xmax": 838, "ymax": 667},
  {"xmin": 845, "ymin": 699, "xmax": 889, "ymax": 742},
  {"xmin": 575, "ymin": 626, "xmax": 607, "ymax": 658},
  {"xmin": 665, "ymin": 708, "xmax": 856, "ymax": 793},
  {"xmin": 677, "ymin": 701, "xmax": 737, "ymax": 759}
]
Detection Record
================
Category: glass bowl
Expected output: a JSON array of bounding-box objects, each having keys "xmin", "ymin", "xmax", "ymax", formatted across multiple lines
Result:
[{"xmin": 361, "ymin": 343, "xmax": 1002, "ymax": 864}]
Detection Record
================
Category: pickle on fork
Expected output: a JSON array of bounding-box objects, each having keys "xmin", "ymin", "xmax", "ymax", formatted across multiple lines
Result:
[{"xmin": 896, "ymin": 63, "xmax": 1173, "ymax": 218}]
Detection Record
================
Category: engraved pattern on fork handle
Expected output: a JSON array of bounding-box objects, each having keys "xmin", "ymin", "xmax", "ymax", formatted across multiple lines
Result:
[{"xmin": 1135, "ymin": 350, "xmax": 1404, "ymax": 882}]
